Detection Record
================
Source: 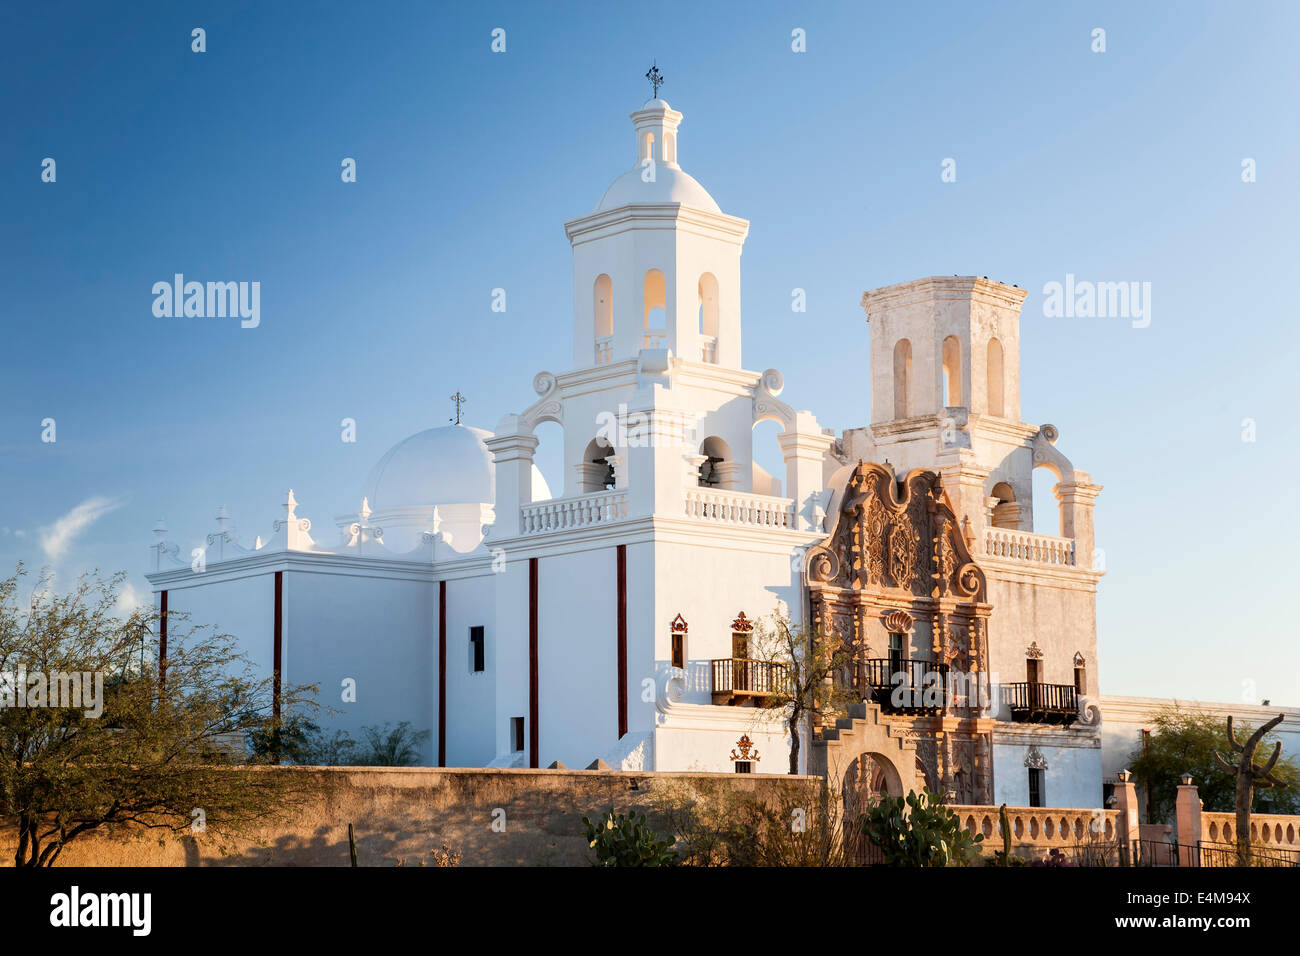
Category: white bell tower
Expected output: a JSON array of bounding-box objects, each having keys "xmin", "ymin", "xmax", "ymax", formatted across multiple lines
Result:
[{"xmin": 564, "ymin": 97, "xmax": 750, "ymax": 370}]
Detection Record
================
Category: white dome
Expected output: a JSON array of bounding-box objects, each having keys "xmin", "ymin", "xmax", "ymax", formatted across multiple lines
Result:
[
  {"xmin": 365, "ymin": 424, "xmax": 495, "ymax": 510},
  {"xmin": 595, "ymin": 165, "xmax": 720, "ymax": 214}
]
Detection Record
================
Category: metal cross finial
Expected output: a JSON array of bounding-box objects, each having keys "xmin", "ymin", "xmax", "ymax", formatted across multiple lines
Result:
[
  {"xmin": 450, "ymin": 391, "xmax": 466, "ymax": 425},
  {"xmin": 646, "ymin": 62, "xmax": 664, "ymax": 99}
]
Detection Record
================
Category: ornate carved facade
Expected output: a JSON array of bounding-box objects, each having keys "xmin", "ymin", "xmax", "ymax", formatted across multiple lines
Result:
[{"xmin": 806, "ymin": 462, "xmax": 996, "ymax": 804}]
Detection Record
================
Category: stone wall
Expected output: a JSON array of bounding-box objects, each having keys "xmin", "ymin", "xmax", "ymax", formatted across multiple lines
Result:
[{"xmin": 1, "ymin": 767, "xmax": 817, "ymax": 867}]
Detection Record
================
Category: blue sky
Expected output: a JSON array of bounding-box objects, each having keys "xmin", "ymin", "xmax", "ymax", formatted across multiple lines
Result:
[{"xmin": 1, "ymin": 1, "xmax": 1297, "ymax": 703}]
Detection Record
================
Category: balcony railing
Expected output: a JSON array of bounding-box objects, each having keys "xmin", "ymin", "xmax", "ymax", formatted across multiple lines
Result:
[
  {"xmin": 985, "ymin": 528, "xmax": 1076, "ymax": 567},
  {"xmin": 643, "ymin": 331, "xmax": 667, "ymax": 349},
  {"xmin": 520, "ymin": 491, "xmax": 627, "ymax": 535},
  {"xmin": 700, "ymin": 335, "xmax": 718, "ymax": 364},
  {"xmin": 860, "ymin": 658, "xmax": 950, "ymax": 715},
  {"xmin": 684, "ymin": 488, "xmax": 795, "ymax": 529},
  {"xmin": 711, "ymin": 658, "xmax": 790, "ymax": 705},
  {"xmin": 594, "ymin": 335, "xmax": 613, "ymax": 365},
  {"xmin": 1006, "ymin": 681, "xmax": 1079, "ymax": 725}
]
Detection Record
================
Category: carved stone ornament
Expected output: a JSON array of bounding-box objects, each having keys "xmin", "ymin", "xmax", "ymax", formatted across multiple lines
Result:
[
  {"xmin": 1073, "ymin": 651, "xmax": 1086, "ymax": 667},
  {"xmin": 730, "ymin": 734, "xmax": 760, "ymax": 762},
  {"xmin": 887, "ymin": 523, "xmax": 917, "ymax": 589},
  {"xmin": 883, "ymin": 609, "xmax": 913, "ymax": 634},
  {"xmin": 1025, "ymin": 745, "xmax": 1049, "ymax": 771},
  {"xmin": 1026, "ymin": 641, "xmax": 1044, "ymax": 660},
  {"xmin": 670, "ymin": 613, "xmax": 688, "ymax": 634},
  {"xmin": 730, "ymin": 611, "xmax": 753, "ymax": 633}
]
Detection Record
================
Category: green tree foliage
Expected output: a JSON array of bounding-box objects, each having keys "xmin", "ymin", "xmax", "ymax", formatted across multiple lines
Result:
[
  {"xmin": 0, "ymin": 565, "xmax": 318, "ymax": 867},
  {"xmin": 860, "ymin": 788, "xmax": 983, "ymax": 867},
  {"xmin": 249, "ymin": 716, "xmax": 428, "ymax": 767},
  {"xmin": 751, "ymin": 611, "xmax": 856, "ymax": 774},
  {"xmin": 1128, "ymin": 706, "xmax": 1300, "ymax": 823}
]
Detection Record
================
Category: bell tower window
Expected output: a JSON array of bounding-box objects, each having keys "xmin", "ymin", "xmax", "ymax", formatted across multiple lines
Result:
[
  {"xmin": 942, "ymin": 335, "xmax": 963, "ymax": 408},
  {"xmin": 593, "ymin": 274, "xmax": 613, "ymax": 364},
  {"xmin": 643, "ymin": 269, "xmax": 667, "ymax": 348},
  {"xmin": 893, "ymin": 339, "xmax": 912, "ymax": 419},
  {"xmin": 698, "ymin": 273, "xmax": 719, "ymax": 363},
  {"xmin": 987, "ymin": 337, "xmax": 1005, "ymax": 417}
]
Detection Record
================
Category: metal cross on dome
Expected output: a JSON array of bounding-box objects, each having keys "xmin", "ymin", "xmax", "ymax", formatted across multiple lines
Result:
[
  {"xmin": 645, "ymin": 62, "xmax": 664, "ymax": 98},
  {"xmin": 450, "ymin": 391, "xmax": 466, "ymax": 425}
]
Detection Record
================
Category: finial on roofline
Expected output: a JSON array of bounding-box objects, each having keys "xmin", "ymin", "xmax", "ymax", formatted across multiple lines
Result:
[{"xmin": 645, "ymin": 61, "xmax": 664, "ymax": 99}]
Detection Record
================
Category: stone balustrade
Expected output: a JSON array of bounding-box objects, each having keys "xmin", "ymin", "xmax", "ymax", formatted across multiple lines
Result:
[
  {"xmin": 1202, "ymin": 811, "xmax": 1300, "ymax": 849},
  {"xmin": 683, "ymin": 487, "xmax": 795, "ymax": 529},
  {"xmin": 950, "ymin": 805, "xmax": 1120, "ymax": 849},
  {"xmin": 520, "ymin": 491, "xmax": 627, "ymax": 534},
  {"xmin": 984, "ymin": 527, "xmax": 1076, "ymax": 567}
]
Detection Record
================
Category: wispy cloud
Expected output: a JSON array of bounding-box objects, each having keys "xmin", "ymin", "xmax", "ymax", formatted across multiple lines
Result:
[
  {"xmin": 39, "ymin": 496, "xmax": 126, "ymax": 561},
  {"xmin": 115, "ymin": 579, "xmax": 146, "ymax": 614}
]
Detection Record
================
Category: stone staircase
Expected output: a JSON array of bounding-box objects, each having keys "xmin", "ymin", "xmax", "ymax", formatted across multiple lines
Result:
[{"xmin": 809, "ymin": 700, "xmax": 923, "ymax": 792}]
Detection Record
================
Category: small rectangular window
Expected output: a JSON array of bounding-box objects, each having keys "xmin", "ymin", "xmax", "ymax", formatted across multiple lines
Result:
[
  {"xmin": 470, "ymin": 626, "xmax": 485, "ymax": 673},
  {"xmin": 671, "ymin": 632, "xmax": 685, "ymax": 670},
  {"xmin": 1028, "ymin": 768, "xmax": 1044, "ymax": 808},
  {"xmin": 734, "ymin": 761, "xmax": 752, "ymax": 774},
  {"xmin": 511, "ymin": 717, "xmax": 525, "ymax": 752}
]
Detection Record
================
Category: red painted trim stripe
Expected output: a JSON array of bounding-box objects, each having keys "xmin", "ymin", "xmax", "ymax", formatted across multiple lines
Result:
[
  {"xmin": 273, "ymin": 570, "xmax": 283, "ymax": 764},
  {"xmin": 529, "ymin": 557, "xmax": 539, "ymax": 768},
  {"xmin": 158, "ymin": 589, "xmax": 168, "ymax": 693},
  {"xmin": 617, "ymin": 544, "xmax": 627, "ymax": 739},
  {"xmin": 438, "ymin": 580, "xmax": 447, "ymax": 767}
]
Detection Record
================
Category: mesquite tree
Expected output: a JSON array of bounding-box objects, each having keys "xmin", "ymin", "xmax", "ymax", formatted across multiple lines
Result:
[
  {"xmin": 0, "ymin": 564, "xmax": 317, "ymax": 866},
  {"xmin": 753, "ymin": 611, "xmax": 854, "ymax": 775},
  {"xmin": 1213, "ymin": 714, "xmax": 1287, "ymax": 865}
]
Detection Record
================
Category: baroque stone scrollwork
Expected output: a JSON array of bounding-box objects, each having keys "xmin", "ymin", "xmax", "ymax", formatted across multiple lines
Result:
[
  {"xmin": 1025, "ymin": 745, "xmax": 1049, "ymax": 771},
  {"xmin": 805, "ymin": 461, "xmax": 994, "ymax": 804},
  {"xmin": 882, "ymin": 609, "xmax": 913, "ymax": 634},
  {"xmin": 814, "ymin": 461, "xmax": 987, "ymax": 602},
  {"xmin": 670, "ymin": 613, "xmax": 688, "ymax": 633},
  {"xmin": 1026, "ymin": 641, "xmax": 1044, "ymax": 660}
]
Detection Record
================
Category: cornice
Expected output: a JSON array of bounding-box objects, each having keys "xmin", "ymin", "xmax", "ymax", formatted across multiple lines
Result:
[{"xmin": 564, "ymin": 203, "xmax": 750, "ymax": 246}]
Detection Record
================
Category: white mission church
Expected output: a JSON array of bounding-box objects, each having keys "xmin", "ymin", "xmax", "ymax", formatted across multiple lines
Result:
[{"xmin": 145, "ymin": 91, "xmax": 1291, "ymax": 810}]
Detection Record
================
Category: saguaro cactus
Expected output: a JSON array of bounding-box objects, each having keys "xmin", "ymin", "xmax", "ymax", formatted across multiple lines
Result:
[{"xmin": 1213, "ymin": 714, "xmax": 1287, "ymax": 865}]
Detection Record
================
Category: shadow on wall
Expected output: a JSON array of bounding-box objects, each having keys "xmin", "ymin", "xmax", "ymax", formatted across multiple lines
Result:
[{"xmin": 4, "ymin": 767, "xmax": 812, "ymax": 867}]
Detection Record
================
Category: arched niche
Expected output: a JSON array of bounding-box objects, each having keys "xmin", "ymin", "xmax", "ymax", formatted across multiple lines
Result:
[
  {"xmin": 698, "ymin": 435, "xmax": 732, "ymax": 489},
  {"xmin": 942, "ymin": 335, "xmax": 963, "ymax": 407},
  {"xmin": 593, "ymin": 274, "xmax": 613, "ymax": 339},
  {"xmin": 579, "ymin": 436, "xmax": 616, "ymax": 492},
  {"xmin": 990, "ymin": 481, "xmax": 1018, "ymax": 530},
  {"xmin": 893, "ymin": 339, "xmax": 912, "ymax": 419},
  {"xmin": 644, "ymin": 269, "xmax": 667, "ymax": 331},
  {"xmin": 987, "ymin": 338, "xmax": 1005, "ymax": 417}
]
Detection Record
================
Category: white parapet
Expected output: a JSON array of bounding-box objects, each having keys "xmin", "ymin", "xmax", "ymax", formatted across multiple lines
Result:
[
  {"xmin": 683, "ymin": 487, "xmax": 795, "ymax": 529},
  {"xmin": 520, "ymin": 490, "xmax": 628, "ymax": 535}
]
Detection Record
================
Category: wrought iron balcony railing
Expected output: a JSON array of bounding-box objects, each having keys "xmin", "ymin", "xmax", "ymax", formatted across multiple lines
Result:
[
  {"xmin": 860, "ymin": 658, "xmax": 950, "ymax": 715},
  {"xmin": 711, "ymin": 658, "xmax": 790, "ymax": 705},
  {"xmin": 1006, "ymin": 681, "xmax": 1079, "ymax": 725}
]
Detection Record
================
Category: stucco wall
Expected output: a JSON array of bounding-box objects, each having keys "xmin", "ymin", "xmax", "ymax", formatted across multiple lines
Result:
[
  {"xmin": 2, "ymin": 767, "xmax": 814, "ymax": 867},
  {"xmin": 993, "ymin": 735, "xmax": 1102, "ymax": 809}
]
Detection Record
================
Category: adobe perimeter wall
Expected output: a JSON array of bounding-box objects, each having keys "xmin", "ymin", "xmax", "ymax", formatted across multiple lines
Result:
[{"xmin": 3, "ymin": 767, "xmax": 818, "ymax": 867}]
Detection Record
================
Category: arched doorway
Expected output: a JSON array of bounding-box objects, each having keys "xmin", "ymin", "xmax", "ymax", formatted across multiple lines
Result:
[{"xmin": 842, "ymin": 752, "xmax": 903, "ymax": 864}]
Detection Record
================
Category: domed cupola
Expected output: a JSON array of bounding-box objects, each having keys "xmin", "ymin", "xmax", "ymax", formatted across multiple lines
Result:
[
  {"xmin": 354, "ymin": 423, "xmax": 550, "ymax": 554},
  {"xmin": 593, "ymin": 99, "xmax": 720, "ymax": 213},
  {"xmin": 364, "ymin": 423, "xmax": 496, "ymax": 512},
  {"xmin": 564, "ymin": 76, "xmax": 750, "ymax": 372}
]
